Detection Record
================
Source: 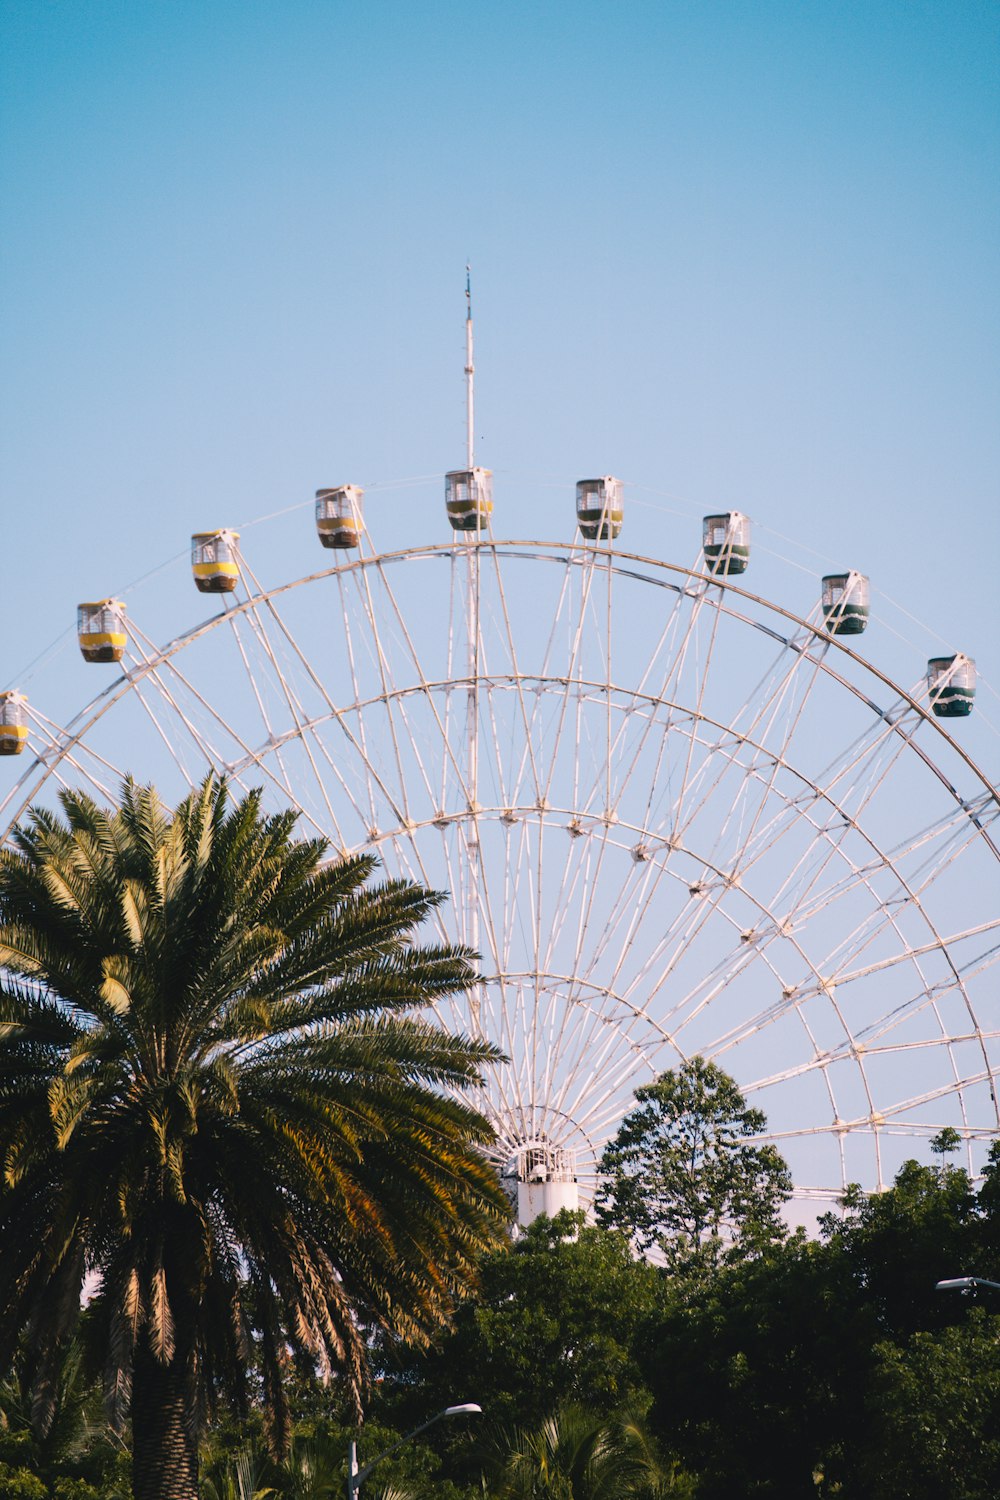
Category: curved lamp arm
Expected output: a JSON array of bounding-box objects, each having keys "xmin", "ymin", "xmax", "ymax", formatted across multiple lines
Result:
[
  {"xmin": 348, "ymin": 1404, "xmax": 482, "ymax": 1500},
  {"xmin": 936, "ymin": 1276, "xmax": 1000, "ymax": 1294}
]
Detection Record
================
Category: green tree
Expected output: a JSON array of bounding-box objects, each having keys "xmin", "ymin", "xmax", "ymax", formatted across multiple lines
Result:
[
  {"xmin": 0, "ymin": 1331, "xmax": 128, "ymax": 1498},
  {"xmin": 0, "ymin": 778, "xmax": 509, "ymax": 1500},
  {"xmin": 487, "ymin": 1405, "xmax": 691, "ymax": 1500},
  {"xmin": 200, "ymin": 1445, "xmax": 278, "ymax": 1500},
  {"xmin": 636, "ymin": 1149, "xmax": 1000, "ymax": 1499},
  {"xmin": 392, "ymin": 1212, "xmax": 658, "ymax": 1433},
  {"xmin": 636, "ymin": 1232, "xmax": 868, "ymax": 1498},
  {"xmin": 818, "ymin": 1157, "xmax": 980, "ymax": 1338},
  {"xmin": 594, "ymin": 1058, "xmax": 791, "ymax": 1268},
  {"xmin": 850, "ymin": 1313, "xmax": 1000, "ymax": 1499}
]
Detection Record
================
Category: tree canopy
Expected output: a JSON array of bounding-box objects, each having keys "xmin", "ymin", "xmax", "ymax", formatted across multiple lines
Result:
[
  {"xmin": 393, "ymin": 1212, "xmax": 659, "ymax": 1433},
  {"xmin": 594, "ymin": 1056, "xmax": 791, "ymax": 1267},
  {"xmin": 0, "ymin": 777, "xmax": 509, "ymax": 1500}
]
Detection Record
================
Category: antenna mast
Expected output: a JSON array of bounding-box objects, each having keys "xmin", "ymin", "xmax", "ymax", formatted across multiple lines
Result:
[
  {"xmin": 465, "ymin": 266, "xmax": 474, "ymax": 469},
  {"xmin": 462, "ymin": 268, "xmax": 481, "ymax": 1037}
]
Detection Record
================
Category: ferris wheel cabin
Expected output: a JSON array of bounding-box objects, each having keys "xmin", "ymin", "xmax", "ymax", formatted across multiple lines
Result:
[
  {"xmin": 315, "ymin": 486, "xmax": 364, "ymax": 549},
  {"xmin": 928, "ymin": 654, "xmax": 976, "ymax": 718},
  {"xmin": 445, "ymin": 468, "xmax": 493, "ymax": 531},
  {"xmin": 576, "ymin": 477, "xmax": 623, "ymax": 541},
  {"xmin": 0, "ymin": 692, "xmax": 28, "ymax": 756},
  {"xmin": 77, "ymin": 600, "xmax": 126, "ymax": 663},
  {"xmin": 703, "ymin": 511, "xmax": 750, "ymax": 575},
  {"xmin": 822, "ymin": 571, "xmax": 870, "ymax": 636},
  {"xmin": 191, "ymin": 531, "xmax": 240, "ymax": 593}
]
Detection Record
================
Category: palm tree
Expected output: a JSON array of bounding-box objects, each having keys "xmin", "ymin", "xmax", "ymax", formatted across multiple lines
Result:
[
  {"xmin": 1, "ymin": 1330, "xmax": 128, "ymax": 1495},
  {"xmin": 489, "ymin": 1406, "xmax": 685, "ymax": 1500},
  {"xmin": 0, "ymin": 777, "xmax": 508, "ymax": 1500},
  {"xmin": 200, "ymin": 1444, "xmax": 278, "ymax": 1500}
]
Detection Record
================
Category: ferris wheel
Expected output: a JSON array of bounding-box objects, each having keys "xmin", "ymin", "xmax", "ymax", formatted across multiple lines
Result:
[{"xmin": 1, "ymin": 470, "xmax": 997, "ymax": 1222}]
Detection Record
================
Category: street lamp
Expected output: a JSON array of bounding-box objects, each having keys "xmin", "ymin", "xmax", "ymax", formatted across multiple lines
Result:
[
  {"xmin": 347, "ymin": 1404, "xmax": 483, "ymax": 1500},
  {"xmin": 936, "ymin": 1276, "xmax": 1000, "ymax": 1294}
]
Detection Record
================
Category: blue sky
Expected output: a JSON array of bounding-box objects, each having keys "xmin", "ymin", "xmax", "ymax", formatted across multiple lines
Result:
[
  {"xmin": 1, "ymin": 2, "xmax": 998, "ymax": 1202},
  {"xmin": 2, "ymin": 2, "xmax": 997, "ymax": 685}
]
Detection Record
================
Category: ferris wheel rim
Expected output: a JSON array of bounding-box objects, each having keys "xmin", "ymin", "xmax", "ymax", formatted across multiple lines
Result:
[
  {"xmin": 6, "ymin": 538, "xmax": 997, "ymax": 835},
  {"xmin": 3, "ymin": 532, "xmax": 998, "ymax": 1206}
]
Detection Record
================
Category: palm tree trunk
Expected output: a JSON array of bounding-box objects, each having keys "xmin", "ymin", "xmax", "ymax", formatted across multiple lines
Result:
[{"xmin": 131, "ymin": 1335, "xmax": 199, "ymax": 1500}]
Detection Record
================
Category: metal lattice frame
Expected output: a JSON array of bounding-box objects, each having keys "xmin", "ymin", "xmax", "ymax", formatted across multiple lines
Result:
[{"xmin": 4, "ymin": 534, "xmax": 998, "ymax": 1209}]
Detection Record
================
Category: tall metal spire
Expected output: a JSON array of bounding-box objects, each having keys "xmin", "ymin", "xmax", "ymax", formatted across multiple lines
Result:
[{"xmin": 465, "ymin": 265, "xmax": 474, "ymax": 469}]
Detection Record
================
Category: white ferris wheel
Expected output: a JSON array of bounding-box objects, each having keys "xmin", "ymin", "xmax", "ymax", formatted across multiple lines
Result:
[
  {"xmin": 1, "ymin": 485, "xmax": 997, "ymax": 1223},
  {"xmin": 1, "ymin": 310, "xmax": 997, "ymax": 1224}
]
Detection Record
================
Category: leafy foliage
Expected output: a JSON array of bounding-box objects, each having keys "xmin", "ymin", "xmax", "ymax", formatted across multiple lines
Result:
[
  {"xmin": 0, "ymin": 777, "xmax": 509, "ymax": 1499},
  {"xmin": 594, "ymin": 1057, "xmax": 791, "ymax": 1268},
  {"xmin": 637, "ymin": 1149, "xmax": 1000, "ymax": 1498},
  {"xmin": 484, "ymin": 1405, "xmax": 691, "ymax": 1500},
  {"xmin": 391, "ymin": 1212, "xmax": 658, "ymax": 1432},
  {"xmin": 818, "ymin": 1157, "xmax": 983, "ymax": 1338},
  {"xmin": 3, "ymin": 780, "xmax": 1000, "ymax": 1497},
  {"xmin": 857, "ymin": 1313, "xmax": 1000, "ymax": 1500}
]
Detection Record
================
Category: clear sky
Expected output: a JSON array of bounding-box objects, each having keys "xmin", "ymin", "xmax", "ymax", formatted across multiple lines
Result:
[
  {"xmin": 1, "ymin": 1, "xmax": 998, "ymax": 1206},
  {"xmin": 2, "ymin": 0, "xmax": 997, "ymax": 697}
]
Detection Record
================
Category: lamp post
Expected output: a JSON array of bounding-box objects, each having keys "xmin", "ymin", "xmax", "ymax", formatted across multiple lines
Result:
[
  {"xmin": 347, "ymin": 1404, "xmax": 483, "ymax": 1500},
  {"xmin": 935, "ymin": 1276, "xmax": 1000, "ymax": 1294}
]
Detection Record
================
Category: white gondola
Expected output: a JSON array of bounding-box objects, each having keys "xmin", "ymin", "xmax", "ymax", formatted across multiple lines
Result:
[
  {"xmin": 445, "ymin": 468, "xmax": 493, "ymax": 532},
  {"xmin": 315, "ymin": 486, "xmax": 364, "ymax": 549},
  {"xmin": 77, "ymin": 600, "xmax": 127, "ymax": 663},
  {"xmin": 576, "ymin": 477, "xmax": 623, "ymax": 541},
  {"xmin": 0, "ymin": 691, "xmax": 28, "ymax": 756},
  {"xmin": 928, "ymin": 654, "xmax": 976, "ymax": 718},
  {"xmin": 821, "ymin": 571, "xmax": 870, "ymax": 636},
  {"xmin": 703, "ymin": 511, "xmax": 750, "ymax": 575}
]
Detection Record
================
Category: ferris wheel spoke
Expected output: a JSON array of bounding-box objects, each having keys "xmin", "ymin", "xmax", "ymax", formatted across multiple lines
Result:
[
  {"xmin": 561, "ymin": 814, "xmax": 626, "ymax": 996},
  {"xmin": 5, "ymin": 537, "xmax": 997, "ymax": 1207},
  {"xmin": 220, "ymin": 611, "xmax": 302, "ymax": 805},
  {"xmin": 610, "ymin": 838, "xmax": 754, "ymax": 1007},
  {"xmin": 757, "ymin": 733, "xmax": 996, "ymax": 986},
  {"xmin": 335, "ymin": 569, "xmax": 379, "ymax": 830},
  {"xmin": 17, "ymin": 705, "xmax": 128, "ymax": 811},
  {"xmin": 493, "ymin": 812, "xmax": 528, "ymax": 973},
  {"xmin": 126, "ymin": 626, "xmax": 262, "ymax": 790},
  {"xmin": 477, "ymin": 684, "xmax": 518, "ymax": 819},
  {"xmin": 618, "ymin": 855, "xmax": 827, "ymax": 1042},
  {"xmin": 664, "ymin": 636, "xmax": 823, "ymax": 882},
  {"xmin": 234, "ymin": 596, "xmax": 352, "ymax": 841},
  {"xmin": 659, "ymin": 582, "xmax": 727, "ymax": 840},
  {"xmin": 222, "ymin": 593, "xmax": 282, "ymax": 743},
  {"xmin": 534, "ymin": 550, "xmax": 606, "ymax": 813},
  {"xmin": 238, "ymin": 556, "xmax": 413, "ymax": 836},
  {"xmin": 763, "ymin": 748, "xmax": 942, "ymax": 954},
  {"xmin": 898, "ymin": 794, "xmax": 1000, "ymax": 880},
  {"xmin": 552, "ymin": 1030, "xmax": 657, "ymax": 1138},
  {"xmin": 480, "ymin": 543, "xmax": 546, "ymax": 803},
  {"xmin": 378, "ymin": 830, "xmax": 454, "ymax": 949},
  {"xmin": 573, "ymin": 580, "xmax": 719, "ymax": 836},
  {"xmin": 129, "ymin": 638, "xmax": 335, "ymax": 840},
  {"xmin": 547, "ymin": 991, "xmax": 648, "ymax": 1108},
  {"xmin": 592, "ymin": 850, "xmax": 695, "ymax": 1002},
  {"xmin": 468, "ymin": 824, "xmax": 509, "ymax": 990},
  {"xmin": 538, "ymin": 813, "xmax": 614, "ymax": 979},
  {"xmin": 372, "ymin": 555, "xmax": 491, "ymax": 822},
  {"xmin": 3, "ymin": 744, "xmax": 120, "ymax": 830},
  {"xmin": 246, "ymin": 573, "xmax": 408, "ymax": 831},
  {"xmin": 813, "ymin": 695, "xmax": 924, "ymax": 813},
  {"xmin": 709, "ymin": 649, "xmax": 828, "ymax": 876},
  {"xmin": 604, "ymin": 577, "xmax": 723, "ymax": 830},
  {"xmin": 347, "ymin": 564, "xmax": 431, "ymax": 823}
]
